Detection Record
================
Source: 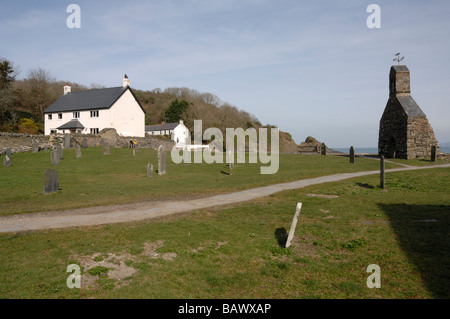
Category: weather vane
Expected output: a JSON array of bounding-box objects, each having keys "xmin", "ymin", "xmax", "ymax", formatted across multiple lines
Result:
[{"xmin": 393, "ymin": 52, "xmax": 405, "ymax": 65}]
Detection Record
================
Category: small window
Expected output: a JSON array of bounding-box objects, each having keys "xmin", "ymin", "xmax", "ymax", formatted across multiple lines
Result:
[
  {"xmin": 90, "ymin": 110, "xmax": 99, "ymax": 118},
  {"xmin": 50, "ymin": 129, "xmax": 57, "ymax": 134},
  {"xmin": 73, "ymin": 111, "xmax": 80, "ymax": 119},
  {"xmin": 90, "ymin": 128, "xmax": 99, "ymax": 135},
  {"xmin": 48, "ymin": 114, "xmax": 52, "ymax": 120},
  {"xmin": 58, "ymin": 113, "xmax": 63, "ymax": 120}
]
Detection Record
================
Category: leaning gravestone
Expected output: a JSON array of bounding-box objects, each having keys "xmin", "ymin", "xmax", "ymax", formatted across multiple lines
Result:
[
  {"xmin": 6, "ymin": 148, "xmax": 12, "ymax": 157},
  {"xmin": 51, "ymin": 149, "xmax": 60, "ymax": 165},
  {"xmin": 4, "ymin": 155, "xmax": 11, "ymax": 167},
  {"xmin": 32, "ymin": 139, "xmax": 39, "ymax": 153},
  {"xmin": 103, "ymin": 142, "xmax": 110, "ymax": 155},
  {"xmin": 147, "ymin": 162, "xmax": 153, "ymax": 178},
  {"xmin": 75, "ymin": 144, "xmax": 82, "ymax": 158},
  {"xmin": 286, "ymin": 202, "xmax": 302, "ymax": 248},
  {"xmin": 82, "ymin": 138, "xmax": 88, "ymax": 149},
  {"xmin": 158, "ymin": 145, "xmax": 166, "ymax": 175},
  {"xmin": 349, "ymin": 146, "xmax": 355, "ymax": 164},
  {"xmin": 431, "ymin": 145, "xmax": 436, "ymax": 162},
  {"xmin": 64, "ymin": 134, "xmax": 71, "ymax": 149},
  {"xmin": 43, "ymin": 169, "xmax": 59, "ymax": 194}
]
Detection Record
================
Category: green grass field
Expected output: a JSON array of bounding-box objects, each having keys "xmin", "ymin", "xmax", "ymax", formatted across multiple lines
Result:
[
  {"xmin": 0, "ymin": 147, "xmax": 405, "ymax": 216},
  {"xmin": 0, "ymin": 149, "xmax": 449, "ymax": 299}
]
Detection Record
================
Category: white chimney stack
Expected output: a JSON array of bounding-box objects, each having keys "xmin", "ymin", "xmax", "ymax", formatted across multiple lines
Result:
[
  {"xmin": 63, "ymin": 84, "xmax": 71, "ymax": 95},
  {"xmin": 123, "ymin": 74, "xmax": 130, "ymax": 87}
]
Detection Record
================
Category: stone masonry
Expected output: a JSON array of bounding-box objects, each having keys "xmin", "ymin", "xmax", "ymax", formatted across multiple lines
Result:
[{"xmin": 378, "ymin": 65, "xmax": 438, "ymax": 159}]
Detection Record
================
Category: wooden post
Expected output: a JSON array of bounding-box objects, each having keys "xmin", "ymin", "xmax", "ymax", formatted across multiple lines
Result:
[{"xmin": 380, "ymin": 155, "xmax": 385, "ymax": 189}]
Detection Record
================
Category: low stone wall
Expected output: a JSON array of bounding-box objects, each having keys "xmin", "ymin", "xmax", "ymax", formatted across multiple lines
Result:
[{"xmin": 0, "ymin": 129, "xmax": 175, "ymax": 155}]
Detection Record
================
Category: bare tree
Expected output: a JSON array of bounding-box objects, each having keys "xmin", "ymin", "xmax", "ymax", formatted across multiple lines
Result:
[{"xmin": 26, "ymin": 67, "xmax": 55, "ymax": 120}]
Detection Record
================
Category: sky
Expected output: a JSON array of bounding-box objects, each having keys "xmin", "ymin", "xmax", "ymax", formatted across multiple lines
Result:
[{"xmin": 1, "ymin": 0, "xmax": 449, "ymax": 147}]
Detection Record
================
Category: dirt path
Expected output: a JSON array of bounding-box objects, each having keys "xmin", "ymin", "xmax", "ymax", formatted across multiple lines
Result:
[{"xmin": 1, "ymin": 163, "xmax": 449, "ymax": 233}]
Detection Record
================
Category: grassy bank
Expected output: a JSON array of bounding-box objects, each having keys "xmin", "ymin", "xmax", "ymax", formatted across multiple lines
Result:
[
  {"xmin": 0, "ymin": 167, "xmax": 448, "ymax": 298},
  {"xmin": 0, "ymin": 148, "xmax": 402, "ymax": 216}
]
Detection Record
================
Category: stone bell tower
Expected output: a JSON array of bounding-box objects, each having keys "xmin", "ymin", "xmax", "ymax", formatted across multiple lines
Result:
[{"xmin": 378, "ymin": 65, "xmax": 438, "ymax": 159}]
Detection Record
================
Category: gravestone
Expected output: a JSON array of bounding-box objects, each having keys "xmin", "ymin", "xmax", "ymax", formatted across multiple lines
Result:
[
  {"xmin": 147, "ymin": 162, "xmax": 153, "ymax": 178},
  {"xmin": 286, "ymin": 203, "xmax": 302, "ymax": 248},
  {"xmin": 43, "ymin": 169, "xmax": 59, "ymax": 194},
  {"xmin": 64, "ymin": 134, "xmax": 71, "ymax": 148},
  {"xmin": 158, "ymin": 145, "xmax": 166, "ymax": 175},
  {"xmin": 82, "ymin": 138, "xmax": 88, "ymax": 149},
  {"xmin": 92, "ymin": 140, "xmax": 96, "ymax": 147},
  {"xmin": 349, "ymin": 146, "xmax": 355, "ymax": 164},
  {"xmin": 431, "ymin": 145, "xmax": 436, "ymax": 162},
  {"xmin": 103, "ymin": 142, "xmax": 110, "ymax": 155},
  {"xmin": 51, "ymin": 149, "xmax": 60, "ymax": 165},
  {"xmin": 32, "ymin": 139, "xmax": 39, "ymax": 153},
  {"xmin": 6, "ymin": 148, "xmax": 11, "ymax": 157},
  {"xmin": 4, "ymin": 155, "xmax": 11, "ymax": 167},
  {"xmin": 75, "ymin": 144, "xmax": 82, "ymax": 158},
  {"xmin": 57, "ymin": 144, "xmax": 63, "ymax": 159},
  {"xmin": 321, "ymin": 143, "xmax": 327, "ymax": 156},
  {"xmin": 380, "ymin": 155, "xmax": 385, "ymax": 189}
]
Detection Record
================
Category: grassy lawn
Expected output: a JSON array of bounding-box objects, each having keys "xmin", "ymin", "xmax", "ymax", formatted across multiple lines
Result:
[
  {"xmin": 0, "ymin": 166, "xmax": 448, "ymax": 299},
  {"xmin": 0, "ymin": 148, "xmax": 400, "ymax": 216}
]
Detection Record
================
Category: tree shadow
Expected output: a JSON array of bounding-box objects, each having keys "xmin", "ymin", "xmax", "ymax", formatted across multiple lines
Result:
[
  {"xmin": 378, "ymin": 203, "xmax": 450, "ymax": 298},
  {"xmin": 274, "ymin": 227, "xmax": 288, "ymax": 247}
]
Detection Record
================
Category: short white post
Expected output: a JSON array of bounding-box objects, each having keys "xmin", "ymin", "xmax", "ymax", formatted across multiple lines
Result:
[{"xmin": 285, "ymin": 202, "xmax": 302, "ymax": 248}]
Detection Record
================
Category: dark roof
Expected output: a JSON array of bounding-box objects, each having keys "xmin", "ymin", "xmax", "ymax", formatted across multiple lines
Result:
[
  {"xmin": 56, "ymin": 119, "xmax": 85, "ymax": 130},
  {"xmin": 44, "ymin": 86, "xmax": 145, "ymax": 114},
  {"xmin": 397, "ymin": 95, "xmax": 426, "ymax": 117},
  {"xmin": 145, "ymin": 122, "xmax": 179, "ymax": 132}
]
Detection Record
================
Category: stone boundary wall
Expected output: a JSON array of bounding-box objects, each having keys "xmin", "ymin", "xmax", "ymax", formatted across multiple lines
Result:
[{"xmin": 0, "ymin": 129, "xmax": 175, "ymax": 155}]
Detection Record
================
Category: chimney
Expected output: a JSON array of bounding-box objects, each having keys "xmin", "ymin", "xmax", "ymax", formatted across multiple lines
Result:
[
  {"xmin": 389, "ymin": 65, "xmax": 410, "ymax": 97},
  {"xmin": 123, "ymin": 74, "xmax": 130, "ymax": 88},
  {"xmin": 179, "ymin": 120, "xmax": 183, "ymax": 124},
  {"xmin": 63, "ymin": 84, "xmax": 71, "ymax": 95}
]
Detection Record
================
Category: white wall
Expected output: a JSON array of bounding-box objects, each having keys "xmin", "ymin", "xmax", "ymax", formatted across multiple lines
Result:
[{"xmin": 110, "ymin": 89, "xmax": 145, "ymax": 137}]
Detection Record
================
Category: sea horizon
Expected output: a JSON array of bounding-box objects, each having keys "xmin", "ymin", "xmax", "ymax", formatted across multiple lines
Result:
[{"xmin": 332, "ymin": 147, "xmax": 450, "ymax": 154}]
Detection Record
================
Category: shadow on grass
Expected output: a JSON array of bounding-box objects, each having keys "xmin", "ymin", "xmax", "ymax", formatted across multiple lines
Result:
[
  {"xmin": 378, "ymin": 203, "xmax": 450, "ymax": 298},
  {"xmin": 274, "ymin": 227, "xmax": 288, "ymax": 247},
  {"xmin": 220, "ymin": 170, "xmax": 230, "ymax": 175},
  {"xmin": 356, "ymin": 183, "xmax": 375, "ymax": 189}
]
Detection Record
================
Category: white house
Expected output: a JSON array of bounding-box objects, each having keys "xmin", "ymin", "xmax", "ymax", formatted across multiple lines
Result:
[
  {"xmin": 44, "ymin": 75, "xmax": 146, "ymax": 137},
  {"xmin": 146, "ymin": 120, "xmax": 191, "ymax": 149}
]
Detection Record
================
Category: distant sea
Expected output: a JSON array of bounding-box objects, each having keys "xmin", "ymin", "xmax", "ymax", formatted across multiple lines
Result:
[{"xmin": 333, "ymin": 147, "xmax": 450, "ymax": 154}]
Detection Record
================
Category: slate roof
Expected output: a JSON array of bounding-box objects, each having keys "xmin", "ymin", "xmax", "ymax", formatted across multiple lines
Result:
[
  {"xmin": 44, "ymin": 86, "xmax": 145, "ymax": 114},
  {"xmin": 397, "ymin": 95, "xmax": 426, "ymax": 117},
  {"xmin": 56, "ymin": 119, "xmax": 85, "ymax": 130},
  {"xmin": 392, "ymin": 65, "xmax": 409, "ymax": 72},
  {"xmin": 145, "ymin": 122, "xmax": 179, "ymax": 132}
]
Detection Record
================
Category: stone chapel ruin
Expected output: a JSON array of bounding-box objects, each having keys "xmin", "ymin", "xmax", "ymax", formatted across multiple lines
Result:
[{"xmin": 378, "ymin": 65, "xmax": 438, "ymax": 159}]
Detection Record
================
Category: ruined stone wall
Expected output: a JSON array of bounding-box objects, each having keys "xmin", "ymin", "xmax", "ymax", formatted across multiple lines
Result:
[
  {"xmin": 0, "ymin": 132, "xmax": 50, "ymax": 155},
  {"xmin": 378, "ymin": 97, "xmax": 408, "ymax": 158},
  {"xmin": 406, "ymin": 117, "xmax": 439, "ymax": 159}
]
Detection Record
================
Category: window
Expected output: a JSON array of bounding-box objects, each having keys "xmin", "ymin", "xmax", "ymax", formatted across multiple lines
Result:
[
  {"xmin": 48, "ymin": 114, "xmax": 52, "ymax": 120},
  {"xmin": 50, "ymin": 130, "xmax": 57, "ymax": 134},
  {"xmin": 58, "ymin": 113, "xmax": 63, "ymax": 120},
  {"xmin": 90, "ymin": 110, "xmax": 99, "ymax": 118},
  {"xmin": 73, "ymin": 111, "xmax": 80, "ymax": 119},
  {"xmin": 90, "ymin": 128, "xmax": 99, "ymax": 135}
]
